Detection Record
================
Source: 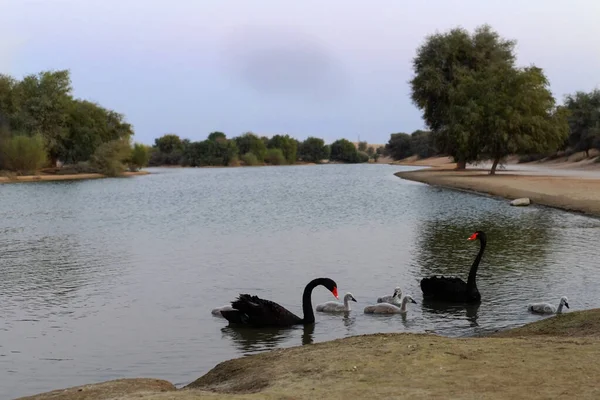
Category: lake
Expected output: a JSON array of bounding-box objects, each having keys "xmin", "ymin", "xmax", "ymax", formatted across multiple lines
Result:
[{"xmin": 1, "ymin": 164, "xmax": 600, "ymax": 399}]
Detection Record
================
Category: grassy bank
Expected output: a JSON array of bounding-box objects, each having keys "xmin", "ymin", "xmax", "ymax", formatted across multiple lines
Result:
[
  {"xmin": 395, "ymin": 167, "xmax": 600, "ymax": 216},
  {"xmin": 0, "ymin": 170, "xmax": 149, "ymax": 184},
  {"xmin": 18, "ymin": 309, "xmax": 600, "ymax": 400}
]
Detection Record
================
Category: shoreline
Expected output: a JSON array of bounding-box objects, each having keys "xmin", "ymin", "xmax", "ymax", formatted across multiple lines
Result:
[
  {"xmin": 394, "ymin": 167, "xmax": 600, "ymax": 217},
  {"xmin": 0, "ymin": 170, "xmax": 150, "ymax": 184},
  {"xmin": 18, "ymin": 308, "xmax": 600, "ymax": 399}
]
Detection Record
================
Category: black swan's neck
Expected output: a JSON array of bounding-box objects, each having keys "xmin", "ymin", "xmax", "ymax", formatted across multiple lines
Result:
[
  {"xmin": 301, "ymin": 278, "xmax": 327, "ymax": 324},
  {"xmin": 467, "ymin": 235, "xmax": 486, "ymax": 289}
]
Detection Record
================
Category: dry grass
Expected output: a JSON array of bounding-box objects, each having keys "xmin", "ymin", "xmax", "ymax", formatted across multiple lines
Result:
[
  {"xmin": 16, "ymin": 379, "xmax": 176, "ymax": 400},
  {"xmin": 18, "ymin": 309, "xmax": 600, "ymax": 400}
]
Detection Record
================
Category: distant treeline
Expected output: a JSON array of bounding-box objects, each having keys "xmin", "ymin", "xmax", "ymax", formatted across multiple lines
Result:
[
  {"xmin": 0, "ymin": 70, "xmax": 149, "ymax": 176},
  {"xmin": 148, "ymin": 133, "xmax": 380, "ymax": 167}
]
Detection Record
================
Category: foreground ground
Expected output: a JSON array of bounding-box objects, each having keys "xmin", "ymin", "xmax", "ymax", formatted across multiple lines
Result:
[
  {"xmin": 395, "ymin": 167, "xmax": 600, "ymax": 216},
  {"xmin": 18, "ymin": 309, "xmax": 600, "ymax": 400}
]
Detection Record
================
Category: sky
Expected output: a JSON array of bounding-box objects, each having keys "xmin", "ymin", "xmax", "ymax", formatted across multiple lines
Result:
[{"xmin": 1, "ymin": 0, "xmax": 599, "ymax": 145}]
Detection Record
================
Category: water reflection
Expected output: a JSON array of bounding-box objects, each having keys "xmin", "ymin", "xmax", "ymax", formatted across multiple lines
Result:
[
  {"xmin": 414, "ymin": 211, "xmax": 555, "ymax": 283},
  {"xmin": 422, "ymin": 299, "xmax": 481, "ymax": 327},
  {"xmin": 221, "ymin": 323, "xmax": 316, "ymax": 353}
]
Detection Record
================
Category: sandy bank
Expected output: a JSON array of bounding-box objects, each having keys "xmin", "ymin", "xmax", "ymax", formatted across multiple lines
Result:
[
  {"xmin": 18, "ymin": 309, "xmax": 600, "ymax": 400},
  {"xmin": 395, "ymin": 168, "xmax": 600, "ymax": 216},
  {"xmin": 0, "ymin": 170, "xmax": 149, "ymax": 184}
]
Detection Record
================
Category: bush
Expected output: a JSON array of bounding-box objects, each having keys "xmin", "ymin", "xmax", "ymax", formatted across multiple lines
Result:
[
  {"xmin": 357, "ymin": 151, "xmax": 369, "ymax": 163},
  {"xmin": 90, "ymin": 139, "xmax": 131, "ymax": 177},
  {"xmin": 241, "ymin": 152, "xmax": 259, "ymax": 166},
  {"xmin": 0, "ymin": 134, "xmax": 47, "ymax": 173},
  {"xmin": 228, "ymin": 155, "xmax": 240, "ymax": 167},
  {"xmin": 265, "ymin": 148, "xmax": 286, "ymax": 165},
  {"xmin": 330, "ymin": 139, "xmax": 359, "ymax": 163},
  {"xmin": 129, "ymin": 143, "xmax": 150, "ymax": 171}
]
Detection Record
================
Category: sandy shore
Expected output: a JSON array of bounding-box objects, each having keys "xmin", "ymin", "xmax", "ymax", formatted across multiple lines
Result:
[
  {"xmin": 17, "ymin": 308, "xmax": 600, "ymax": 400},
  {"xmin": 395, "ymin": 167, "xmax": 600, "ymax": 216},
  {"xmin": 0, "ymin": 170, "xmax": 149, "ymax": 184}
]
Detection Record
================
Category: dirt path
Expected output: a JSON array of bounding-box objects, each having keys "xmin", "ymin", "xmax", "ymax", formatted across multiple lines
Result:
[
  {"xmin": 395, "ymin": 168, "xmax": 600, "ymax": 216},
  {"xmin": 0, "ymin": 171, "xmax": 149, "ymax": 184},
  {"xmin": 18, "ymin": 309, "xmax": 600, "ymax": 400}
]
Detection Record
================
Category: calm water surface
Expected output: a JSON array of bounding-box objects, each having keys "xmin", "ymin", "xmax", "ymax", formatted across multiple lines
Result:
[{"xmin": 1, "ymin": 165, "xmax": 600, "ymax": 398}]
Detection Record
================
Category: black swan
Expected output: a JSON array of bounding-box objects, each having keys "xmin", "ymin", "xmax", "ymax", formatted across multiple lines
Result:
[
  {"xmin": 221, "ymin": 277, "xmax": 338, "ymax": 327},
  {"xmin": 420, "ymin": 230, "xmax": 486, "ymax": 303}
]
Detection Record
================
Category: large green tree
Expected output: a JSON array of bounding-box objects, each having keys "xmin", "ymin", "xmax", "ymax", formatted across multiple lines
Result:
[
  {"xmin": 564, "ymin": 89, "xmax": 600, "ymax": 157},
  {"xmin": 59, "ymin": 100, "xmax": 133, "ymax": 163},
  {"xmin": 12, "ymin": 70, "xmax": 73, "ymax": 164},
  {"xmin": 410, "ymin": 25, "xmax": 516, "ymax": 169},
  {"xmin": 451, "ymin": 64, "xmax": 569, "ymax": 174}
]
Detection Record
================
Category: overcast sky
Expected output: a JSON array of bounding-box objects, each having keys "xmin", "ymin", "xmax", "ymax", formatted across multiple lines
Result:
[{"xmin": 1, "ymin": 0, "xmax": 599, "ymax": 145}]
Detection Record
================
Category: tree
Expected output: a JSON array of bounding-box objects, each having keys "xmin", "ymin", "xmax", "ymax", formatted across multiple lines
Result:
[
  {"xmin": 298, "ymin": 137, "xmax": 329, "ymax": 162},
  {"xmin": 409, "ymin": 130, "xmax": 436, "ymax": 158},
  {"xmin": 358, "ymin": 141, "xmax": 368, "ymax": 151},
  {"xmin": 410, "ymin": 25, "xmax": 516, "ymax": 169},
  {"xmin": 267, "ymin": 134, "xmax": 298, "ymax": 164},
  {"xmin": 235, "ymin": 132, "xmax": 267, "ymax": 162},
  {"xmin": 182, "ymin": 139, "xmax": 238, "ymax": 167},
  {"xmin": 454, "ymin": 64, "xmax": 569, "ymax": 174},
  {"xmin": 12, "ymin": 70, "xmax": 73, "ymax": 164},
  {"xmin": 564, "ymin": 90, "xmax": 600, "ymax": 157},
  {"xmin": 385, "ymin": 133, "xmax": 412, "ymax": 160},
  {"xmin": 154, "ymin": 133, "xmax": 183, "ymax": 154},
  {"xmin": 330, "ymin": 138, "xmax": 360, "ymax": 163},
  {"xmin": 367, "ymin": 146, "xmax": 375, "ymax": 156},
  {"xmin": 207, "ymin": 131, "xmax": 227, "ymax": 142},
  {"xmin": 152, "ymin": 133, "xmax": 184, "ymax": 165},
  {"xmin": 59, "ymin": 100, "xmax": 133, "ymax": 164},
  {"xmin": 129, "ymin": 143, "xmax": 150, "ymax": 171}
]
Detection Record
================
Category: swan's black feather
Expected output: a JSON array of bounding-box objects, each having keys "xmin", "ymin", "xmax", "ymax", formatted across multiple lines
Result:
[
  {"xmin": 421, "ymin": 276, "xmax": 469, "ymax": 299},
  {"xmin": 222, "ymin": 294, "xmax": 303, "ymax": 327},
  {"xmin": 419, "ymin": 231, "xmax": 486, "ymax": 304}
]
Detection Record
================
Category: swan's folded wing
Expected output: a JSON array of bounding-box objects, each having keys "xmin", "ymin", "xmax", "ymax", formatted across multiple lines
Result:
[{"xmin": 232, "ymin": 294, "xmax": 301, "ymax": 325}]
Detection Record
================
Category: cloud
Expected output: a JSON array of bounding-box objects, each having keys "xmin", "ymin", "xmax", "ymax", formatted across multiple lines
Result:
[{"xmin": 220, "ymin": 25, "xmax": 348, "ymax": 102}]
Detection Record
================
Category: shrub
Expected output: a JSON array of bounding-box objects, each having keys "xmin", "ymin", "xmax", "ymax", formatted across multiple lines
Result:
[
  {"xmin": 265, "ymin": 148, "xmax": 286, "ymax": 165},
  {"xmin": 357, "ymin": 151, "xmax": 369, "ymax": 163},
  {"xmin": 330, "ymin": 139, "xmax": 359, "ymax": 163},
  {"xmin": 241, "ymin": 152, "xmax": 259, "ymax": 166},
  {"xmin": 129, "ymin": 143, "xmax": 150, "ymax": 171},
  {"xmin": 0, "ymin": 134, "xmax": 47, "ymax": 173},
  {"xmin": 90, "ymin": 139, "xmax": 131, "ymax": 177},
  {"xmin": 228, "ymin": 155, "xmax": 240, "ymax": 167}
]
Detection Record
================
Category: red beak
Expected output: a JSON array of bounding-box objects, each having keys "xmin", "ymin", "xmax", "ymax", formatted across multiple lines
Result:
[
  {"xmin": 467, "ymin": 233, "xmax": 478, "ymax": 241},
  {"xmin": 332, "ymin": 287, "xmax": 339, "ymax": 299}
]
